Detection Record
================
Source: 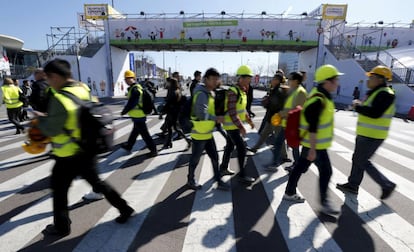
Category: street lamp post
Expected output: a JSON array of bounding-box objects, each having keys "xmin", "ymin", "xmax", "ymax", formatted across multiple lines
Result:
[{"xmin": 376, "ymin": 27, "xmax": 384, "ymax": 60}]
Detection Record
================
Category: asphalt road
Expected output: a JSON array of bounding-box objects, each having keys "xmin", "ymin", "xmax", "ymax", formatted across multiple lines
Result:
[{"xmin": 0, "ymin": 88, "xmax": 413, "ymax": 252}]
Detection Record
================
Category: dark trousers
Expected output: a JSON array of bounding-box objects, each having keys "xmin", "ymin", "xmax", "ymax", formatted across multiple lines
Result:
[
  {"xmin": 220, "ymin": 129, "xmax": 247, "ymax": 176},
  {"xmin": 51, "ymin": 153, "xmax": 130, "ymax": 231},
  {"xmin": 348, "ymin": 135, "xmax": 394, "ymax": 189},
  {"xmin": 285, "ymin": 147, "xmax": 333, "ymax": 204},
  {"xmin": 126, "ymin": 117, "xmax": 156, "ymax": 152},
  {"xmin": 7, "ymin": 107, "xmax": 24, "ymax": 133},
  {"xmin": 187, "ymin": 138, "xmax": 221, "ymax": 183},
  {"xmin": 273, "ymin": 127, "xmax": 286, "ymax": 164},
  {"xmin": 164, "ymin": 113, "xmax": 188, "ymax": 147}
]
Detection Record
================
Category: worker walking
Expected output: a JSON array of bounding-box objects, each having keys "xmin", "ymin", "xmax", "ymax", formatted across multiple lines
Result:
[
  {"xmin": 186, "ymin": 68, "xmax": 230, "ymax": 191},
  {"xmin": 337, "ymin": 65, "xmax": 396, "ymax": 200},
  {"xmin": 283, "ymin": 64, "xmax": 343, "ymax": 216}
]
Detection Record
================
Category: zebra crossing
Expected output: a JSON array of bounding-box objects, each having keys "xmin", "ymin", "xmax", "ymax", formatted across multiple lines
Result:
[{"xmin": 0, "ymin": 102, "xmax": 413, "ymax": 251}]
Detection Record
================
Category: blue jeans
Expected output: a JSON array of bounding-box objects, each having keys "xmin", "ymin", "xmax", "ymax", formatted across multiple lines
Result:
[
  {"xmin": 187, "ymin": 138, "xmax": 221, "ymax": 184},
  {"xmin": 273, "ymin": 127, "xmax": 299, "ymax": 165},
  {"xmin": 285, "ymin": 147, "xmax": 333, "ymax": 204},
  {"xmin": 220, "ymin": 129, "xmax": 247, "ymax": 176},
  {"xmin": 348, "ymin": 135, "xmax": 394, "ymax": 189},
  {"xmin": 126, "ymin": 117, "xmax": 156, "ymax": 152}
]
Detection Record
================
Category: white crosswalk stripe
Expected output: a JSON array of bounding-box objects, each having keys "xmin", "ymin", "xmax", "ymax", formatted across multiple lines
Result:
[{"xmin": 0, "ymin": 103, "xmax": 413, "ymax": 251}]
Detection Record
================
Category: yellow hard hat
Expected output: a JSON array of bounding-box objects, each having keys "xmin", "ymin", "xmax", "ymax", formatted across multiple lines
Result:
[
  {"xmin": 236, "ymin": 65, "xmax": 253, "ymax": 77},
  {"xmin": 124, "ymin": 70, "xmax": 136, "ymax": 79},
  {"xmin": 314, "ymin": 64, "xmax": 344, "ymax": 83},
  {"xmin": 270, "ymin": 113, "xmax": 282, "ymax": 126},
  {"xmin": 366, "ymin": 66, "xmax": 392, "ymax": 81},
  {"xmin": 22, "ymin": 141, "xmax": 47, "ymax": 154}
]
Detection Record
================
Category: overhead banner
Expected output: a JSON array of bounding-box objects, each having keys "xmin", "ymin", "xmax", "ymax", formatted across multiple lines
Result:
[
  {"xmin": 84, "ymin": 4, "xmax": 125, "ymax": 20},
  {"xmin": 84, "ymin": 4, "xmax": 108, "ymax": 20},
  {"xmin": 108, "ymin": 18, "xmax": 319, "ymax": 46},
  {"xmin": 322, "ymin": 4, "xmax": 348, "ymax": 20}
]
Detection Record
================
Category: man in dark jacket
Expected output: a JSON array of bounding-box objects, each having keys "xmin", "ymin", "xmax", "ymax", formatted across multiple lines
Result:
[
  {"xmin": 247, "ymin": 74, "xmax": 288, "ymax": 153},
  {"xmin": 29, "ymin": 68, "xmax": 49, "ymax": 112},
  {"xmin": 189, "ymin": 70, "xmax": 202, "ymax": 97}
]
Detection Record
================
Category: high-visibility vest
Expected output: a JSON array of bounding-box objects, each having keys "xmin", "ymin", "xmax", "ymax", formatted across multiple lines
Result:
[
  {"xmin": 127, "ymin": 84, "xmax": 145, "ymax": 118},
  {"xmin": 223, "ymin": 86, "xmax": 246, "ymax": 130},
  {"xmin": 191, "ymin": 91, "xmax": 216, "ymax": 140},
  {"xmin": 356, "ymin": 87, "xmax": 395, "ymax": 139},
  {"xmin": 282, "ymin": 85, "xmax": 307, "ymax": 127},
  {"xmin": 300, "ymin": 88, "xmax": 335, "ymax": 150},
  {"xmin": 50, "ymin": 85, "xmax": 90, "ymax": 157},
  {"xmin": 1, "ymin": 85, "xmax": 23, "ymax": 109}
]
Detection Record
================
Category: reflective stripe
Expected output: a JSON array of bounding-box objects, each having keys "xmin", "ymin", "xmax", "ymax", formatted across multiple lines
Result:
[
  {"xmin": 51, "ymin": 138, "xmax": 77, "ymax": 149},
  {"xmin": 223, "ymin": 121, "xmax": 234, "ymax": 127},
  {"xmin": 357, "ymin": 122, "xmax": 390, "ymax": 131},
  {"xmin": 301, "ymin": 137, "xmax": 332, "ymax": 144},
  {"xmin": 299, "ymin": 121, "xmax": 331, "ymax": 130},
  {"xmin": 191, "ymin": 129, "xmax": 214, "ymax": 134}
]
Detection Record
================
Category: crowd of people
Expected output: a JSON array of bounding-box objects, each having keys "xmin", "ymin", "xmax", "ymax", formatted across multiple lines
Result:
[
  {"xmin": 0, "ymin": 68, "xmax": 49, "ymax": 134},
  {"xmin": 0, "ymin": 58, "xmax": 398, "ymax": 236}
]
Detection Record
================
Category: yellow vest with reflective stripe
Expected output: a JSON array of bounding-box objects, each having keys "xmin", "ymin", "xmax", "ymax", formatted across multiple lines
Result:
[
  {"xmin": 127, "ymin": 84, "xmax": 145, "ymax": 118},
  {"xmin": 356, "ymin": 87, "xmax": 395, "ymax": 139},
  {"xmin": 191, "ymin": 91, "xmax": 216, "ymax": 140},
  {"xmin": 223, "ymin": 86, "xmax": 246, "ymax": 130},
  {"xmin": 282, "ymin": 85, "xmax": 307, "ymax": 127},
  {"xmin": 50, "ymin": 85, "xmax": 90, "ymax": 157},
  {"xmin": 1, "ymin": 85, "xmax": 23, "ymax": 109},
  {"xmin": 300, "ymin": 88, "xmax": 334, "ymax": 150}
]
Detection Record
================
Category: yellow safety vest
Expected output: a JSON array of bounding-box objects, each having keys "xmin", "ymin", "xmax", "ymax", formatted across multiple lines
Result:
[
  {"xmin": 300, "ymin": 88, "xmax": 335, "ymax": 150},
  {"xmin": 191, "ymin": 91, "xmax": 216, "ymax": 140},
  {"xmin": 282, "ymin": 85, "xmax": 307, "ymax": 127},
  {"xmin": 127, "ymin": 84, "xmax": 145, "ymax": 118},
  {"xmin": 356, "ymin": 87, "xmax": 395, "ymax": 139},
  {"xmin": 50, "ymin": 85, "xmax": 91, "ymax": 157},
  {"xmin": 1, "ymin": 85, "xmax": 23, "ymax": 109},
  {"xmin": 223, "ymin": 86, "xmax": 246, "ymax": 130}
]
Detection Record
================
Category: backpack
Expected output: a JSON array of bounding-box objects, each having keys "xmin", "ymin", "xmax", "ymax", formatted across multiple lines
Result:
[
  {"xmin": 284, "ymin": 105, "xmax": 303, "ymax": 148},
  {"xmin": 214, "ymin": 87, "xmax": 240, "ymax": 116},
  {"xmin": 60, "ymin": 90, "xmax": 115, "ymax": 155},
  {"xmin": 139, "ymin": 86, "xmax": 155, "ymax": 115},
  {"xmin": 30, "ymin": 80, "xmax": 49, "ymax": 112},
  {"xmin": 284, "ymin": 93, "xmax": 324, "ymax": 148},
  {"xmin": 178, "ymin": 95, "xmax": 192, "ymax": 133}
]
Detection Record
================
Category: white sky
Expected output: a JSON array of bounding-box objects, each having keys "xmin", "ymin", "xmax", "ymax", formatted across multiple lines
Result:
[{"xmin": 1, "ymin": 0, "xmax": 413, "ymax": 77}]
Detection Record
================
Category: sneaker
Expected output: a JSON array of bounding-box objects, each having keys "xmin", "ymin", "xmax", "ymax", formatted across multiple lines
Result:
[
  {"xmin": 284, "ymin": 164, "xmax": 295, "ymax": 173},
  {"xmin": 82, "ymin": 191, "xmax": 104, "ymax": 201},
  {"xmin": 43, "ymin": 224, "xmax": 70, "ymax": 236},
  {"xmin": 246, "ymin": 146, "xmax": 257, "ymax": 154},
  {"xmin": 115, "ymin": 206, "xmax": 134, "ymax": 224},
  {"xmin": 237, "ymin": 175, "xmax": 255, "ymax": 184},
  {"xmin": 265, "ymin": 164, "xmax": 279, "ymax": 172},
  {"xmin": 381, "ymin": 183, "xmax": 396, "ymax": 200},
  {"xmin": 120, "ymin": 143, "xmax": 132, "ymax": 152},
  {"xmin": 281, "ymin": 158, "xmax": 292, "ymax": 164},
  {"xmin": 336, "ymin": 183, "xmax": 359, "ymax": 195},
  {"xmin": 220, "ymin": 169, "xmax": 236, "ymax": 176},
  {"xmin": 283, "ymin": 193, "xmax": 305, "ymax": 203},
  {"xmin": 320, "ymin": 202, "xmax": 340, "ymax": 215},
  {"xmin": 187, "ymin": 181, "xmax": 202, "ymax": 190},
  {"xmin": 217, "ymin": 180, "xmax": 230, "ymax": 191},
  {"xmin": 148, "ymin": 150, "xmax": 158, "ymax": 157}
]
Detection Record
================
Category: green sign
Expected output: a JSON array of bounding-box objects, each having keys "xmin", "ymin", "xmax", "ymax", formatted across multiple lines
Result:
[{"xmin": 183, "ymin": 20, "xmax": 238, "ymax": 28}]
